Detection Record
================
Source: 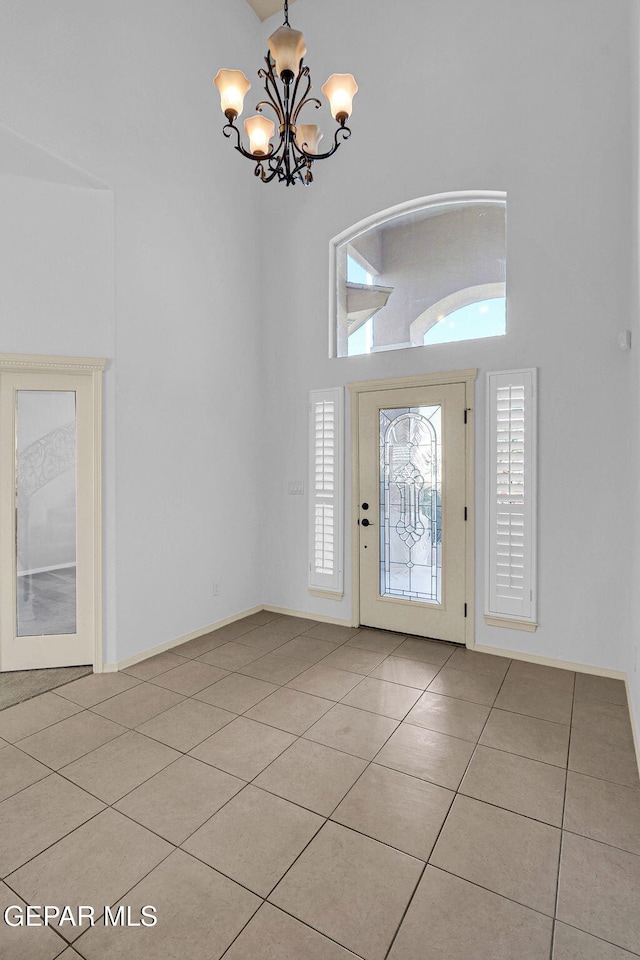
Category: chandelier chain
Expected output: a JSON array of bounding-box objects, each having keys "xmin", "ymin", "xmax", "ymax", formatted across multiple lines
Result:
[{"xmin": 283, "ymin": 0, "xmax": 290, "ymax": 27}]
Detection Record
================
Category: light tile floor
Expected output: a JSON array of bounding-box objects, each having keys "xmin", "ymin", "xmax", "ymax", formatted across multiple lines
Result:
[{"xmin": 0, "ymin": 611, "xmax": 639, "ymax": 960}]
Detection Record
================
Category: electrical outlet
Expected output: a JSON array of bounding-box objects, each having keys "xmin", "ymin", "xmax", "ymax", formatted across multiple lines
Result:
[
  {"xmin": 212, "ymin": 582, "xmax": 220, "ymax": 597},
  {"xmin": 618, "ymin": 330, "xmax": 632, "ymax": 351},
  {"xmin": 288, "ymin": 481, "xmax": 304, "ymax": 495}
]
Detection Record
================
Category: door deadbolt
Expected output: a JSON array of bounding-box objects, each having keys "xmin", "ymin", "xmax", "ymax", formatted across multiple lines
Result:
[{"xmin": 361, "ymin": 502, "xmax": 369, "ymax": 510}]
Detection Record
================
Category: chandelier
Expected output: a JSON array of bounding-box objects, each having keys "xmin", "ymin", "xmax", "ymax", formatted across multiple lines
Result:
[{"xmin": 213, "ymin": 0, "xmax": 357, "ymax": 186}]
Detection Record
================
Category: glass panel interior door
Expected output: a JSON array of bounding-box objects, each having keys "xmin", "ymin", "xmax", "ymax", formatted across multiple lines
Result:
[
  {"xmin": 0, "ymin": 365, "xmax": 101, "ymax": 673},
  {"xmin": 16, "ymin": 391, "xmax": 77, "ymax": 637}
]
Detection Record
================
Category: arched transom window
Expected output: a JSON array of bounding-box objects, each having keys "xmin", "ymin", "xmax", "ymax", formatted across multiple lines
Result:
[{"xmin": 331, "ymin": 192, "xmax": 507, "ymax": 358}]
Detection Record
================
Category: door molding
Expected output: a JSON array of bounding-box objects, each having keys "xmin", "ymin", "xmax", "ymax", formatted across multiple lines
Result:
[
  {"xmin": 0, "ymin": 352, "xmax": 106, "ymax": 672},
  {"xmin": 348, "ymin": 369, "xmax": 477, "ymax": 647}
]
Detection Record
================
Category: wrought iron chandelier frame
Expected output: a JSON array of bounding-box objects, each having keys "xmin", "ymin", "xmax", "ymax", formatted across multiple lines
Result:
[
  {"xmin": 218, "ymin": 0, "xmax": 353, "ymax": 186},
  {"xmin": 223, "ymin": 59, "xmax": 351, "ymax": 186}
]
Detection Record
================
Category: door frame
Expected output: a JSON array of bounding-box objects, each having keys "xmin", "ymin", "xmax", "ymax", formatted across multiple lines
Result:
[
  {"xmin": 0, "ymin": 352, "xmax": 106, "ymax": 672},
  {"xmin": 348, "ymin": 369, "xmax": 477, "ymax": 647}
]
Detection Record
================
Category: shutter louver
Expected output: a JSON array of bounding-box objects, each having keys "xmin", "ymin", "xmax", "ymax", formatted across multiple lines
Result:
[
  {"xmin": 486, "ymin": 370, "xmax": 537, "ymax": 624},
  {"xmin": 309, "ymin": 388, "xmax": 344, "ymax": 594}
]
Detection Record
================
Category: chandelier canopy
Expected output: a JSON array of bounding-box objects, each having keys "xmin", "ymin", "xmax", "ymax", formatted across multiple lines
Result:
[{"xmin": 213, "ymin": 0, "xmax": 357, "ymax": 186}]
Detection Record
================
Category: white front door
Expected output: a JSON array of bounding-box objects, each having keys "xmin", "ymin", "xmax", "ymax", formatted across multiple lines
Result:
[
  {"xmin": 0, "ymin": 363, "xmax": 103, "ymax": 671},
  {"xmin": 357, "ymin": 381, "xmax": 469, "ymax": 643}
]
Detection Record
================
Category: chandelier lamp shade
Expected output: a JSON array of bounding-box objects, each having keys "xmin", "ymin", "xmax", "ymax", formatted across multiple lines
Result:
[{"xmin": 213, "ymin": 0, "xmax": 357, "ymax": 186}]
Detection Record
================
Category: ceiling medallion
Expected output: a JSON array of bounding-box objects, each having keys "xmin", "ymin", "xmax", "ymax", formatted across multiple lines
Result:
[{"xmin": 214, "ymin": 0, "xmax": 357, "ymax": 186}]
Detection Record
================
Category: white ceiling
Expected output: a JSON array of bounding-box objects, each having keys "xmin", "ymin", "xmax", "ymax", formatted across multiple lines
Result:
[{"xmin": 244, "ymin": 0, "xmax": 296, "ymax": 22}]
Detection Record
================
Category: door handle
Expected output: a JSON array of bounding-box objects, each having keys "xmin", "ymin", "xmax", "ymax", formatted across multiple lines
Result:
[{"xmin": 361, "ymin": 518, "xmax": 374, "ymax": 527}]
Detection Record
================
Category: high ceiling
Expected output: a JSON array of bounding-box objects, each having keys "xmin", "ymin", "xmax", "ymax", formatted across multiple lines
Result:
[{"xmin": 244, "ymin": 0, "xmax": 296, "ymax": 22}]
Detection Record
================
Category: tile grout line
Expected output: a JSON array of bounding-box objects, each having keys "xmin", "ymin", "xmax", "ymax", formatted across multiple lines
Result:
[
  {"xmin": 555, "ymin": 920, "xmax": 640, "ymax": 959},
  {"xmin": 6, "ymin": 657, "xmax": 635, "ymax": 895},
  {"xmin": 0, "ymin": 700, "xmax": 91, "ymax": 746},
  {"xmin": 2, "ymin": 648, "xmax": 307, "ymax": 955},
  {"xmin": 550, "ymin": 671, "xmax": 576, "ymax": 959},
  {"xmin": 1, "ymin": 804, "xmax": 108, "ymax": 896},
  {"xmin": 422, "ymin": 862, "xmax": 558, "ymax": 921},
  {"xmin": 0, "ymin": 640, "xmax": 512, "ymax": 852},
  {"xmin": 2, "ymin": 621, "xmax": 638, "ymax": 958},
  {"xmin": 196, "ymin": 636, "xmax": 444, "ymax": 956},
  {"xmin": 5, "ymin": 632, "xmax": 434, "ymax": 815},
  {"xmin": 57, "ymin": 840, "xmax": 180, "ymax": 954},
  {"xmin": 218, "ymin": 898, "xmax": 370, "ymax": 960},
  {"xmin": 382, "ymin": 653, "xmax": 515, "ymax": 959},
  {"xmin": 378, "ymin": 645, "xmax": 478, "ymax": 959},
  {"xmin": 393, "ymin": 658, "xmax": 572, "ymax": 950}
]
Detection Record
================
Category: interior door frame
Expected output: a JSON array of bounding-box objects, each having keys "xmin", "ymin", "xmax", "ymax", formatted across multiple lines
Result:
[
  {"xmin": 0, "ymin": 352, "xmax": 106, "ymax": 672},
  {"xmin": 348, "ymin": 369, "xmax": 477, "ymax": 648}
]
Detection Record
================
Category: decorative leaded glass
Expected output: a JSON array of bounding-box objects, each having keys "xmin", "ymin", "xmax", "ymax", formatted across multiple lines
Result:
[{"xmin": 379, "ymin": 406, "xmax": 442, "ymax": 603}]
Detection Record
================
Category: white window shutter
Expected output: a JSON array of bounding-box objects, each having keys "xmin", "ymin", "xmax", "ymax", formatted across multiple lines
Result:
[
  {"xmin": 486, "ymin": 369, "xmax": 537, "ymax": 624},
  {"xmin": 309, "ymin": 387, "xmax": 344, "ymax": 595}
]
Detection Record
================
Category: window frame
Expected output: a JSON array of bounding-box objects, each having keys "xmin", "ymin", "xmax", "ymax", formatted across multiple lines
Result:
[
  {"xmin": 485, "ymin": 367, "xmax": 538, "ymax": 632},
  {"xmin": 329, "ymin": 190, "xmax": 507, "ymax": 359},
  {"xmin": 308, "ymin": 386, "xmax": 344, "ymax": 599}
]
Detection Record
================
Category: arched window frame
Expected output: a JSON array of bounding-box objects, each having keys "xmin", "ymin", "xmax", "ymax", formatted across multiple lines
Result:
[{"xmin": 329, "ymin": 190, "xmax": 507, "ymax": 358}]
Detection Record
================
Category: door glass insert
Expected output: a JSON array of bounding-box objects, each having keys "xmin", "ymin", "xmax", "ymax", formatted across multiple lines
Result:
[
  {"xmin": 16, "ymin": 391, "xmax": 77, "ymax": 637},
  {"xmin": 379, "ymin": 405, "xmax": 442, "ymax": 603}
]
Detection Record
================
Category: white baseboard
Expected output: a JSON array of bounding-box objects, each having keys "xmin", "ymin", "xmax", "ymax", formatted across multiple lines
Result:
[
  {"xmin": 262, "ymin": 604, "xmax": 353, "ymax": 627},
  {"xmin": 472, "ymin": 642, "xmax": 626, "ymax": 680},
  {"xmin": 625, "ymin": 678, "xmax": 640, "ymax": 785},
  {"xmin": 103, "ymin": 604, "xmax": 353, "ymax": 673},
  {"xmin": 101, "ymin": 605, "xmax": 263, "ymax": 673}
]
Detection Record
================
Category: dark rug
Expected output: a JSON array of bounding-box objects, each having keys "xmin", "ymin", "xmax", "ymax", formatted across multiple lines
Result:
[{"xmin": 0, "ymin": 665, "xmax": 92, "ymax": 711}]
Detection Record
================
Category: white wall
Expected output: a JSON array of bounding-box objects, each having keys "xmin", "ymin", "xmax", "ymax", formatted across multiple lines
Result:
[
  {"xmin": 259, "ymin": 0, "xmax": 637, "ymax": 676},
  {"xmin": 629, "ymin": 0, "xmax": 640, "ymax": 753},
  {"xmin": 0, "ymin": 168, "xmax": 118, "ymax": 655},
  {"xmin": 0, "ymin": 0, "xmax": 266, "ymax": 663}
]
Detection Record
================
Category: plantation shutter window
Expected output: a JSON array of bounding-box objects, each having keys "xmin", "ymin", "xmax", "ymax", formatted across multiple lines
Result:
[
  {"xmin": 309, "ymin": 387, "xmax": 344, "ymax": 596},
  {"xmin": 486, "ymin": 369, "xmax": 537, "ymax": 628}
]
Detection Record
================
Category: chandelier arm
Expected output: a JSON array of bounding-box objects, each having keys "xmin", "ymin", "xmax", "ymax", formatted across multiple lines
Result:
[
  {"xmin": 289, "ymin": 155, "xmax": 313, "ymax": 179},
  {"xmin": 224, "ymin": 120, "xmax": 284, "ymax": 163},
  {"xmin": 256, "ymin": 125, "xmax": 286, "ymax": 162},
  {"xmin": 303, "ymin": 123, "xmax": 352, "ymax": 161},
  {"xmin": 286, "ymin": 136, "xmax": 316, "ymax": 183},
  {"xmin": 256, "ymin": 161, "xmax": 281, "ymax": 183},
  {"xmin": 254, "ymin": 99, "xmax": 283, "ymax": 123},
  {"xmin": 282, "ymin": 138, "xmax": 291, "ymax": 183},
  {"xmin": 265, "ymin": 134, "xmax": 291, "ymax": 175},
  {"xmin": 291, "ymin": 94, "xmax": 321, "ymax": 126},
  {"xmin": 236, "ymin": 142, "xmax": 275, "ymax": 161},
  {"xmin": 290, "ymin": 69, "xmax": 321, "ymax": 124},
  {"xmin": 259, "ymin": 56, "xmax": 286, "ymax": 124},
  {"xmin": 222, "ymin": 121, "xmax": 248, "ymax": 151},
  {"xmin": 289, "ymin": 134, "xmax": 311, "ymax": 162},
  {"xmin": 288, "ymin": 65, "xmax": 309, "ymax": 122}
]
